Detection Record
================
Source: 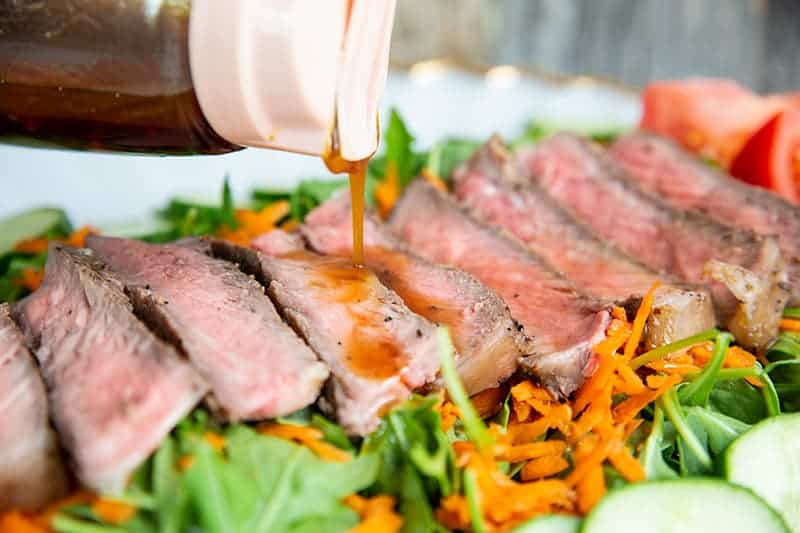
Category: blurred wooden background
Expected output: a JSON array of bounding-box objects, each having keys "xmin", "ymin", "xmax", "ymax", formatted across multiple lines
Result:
[{"xmin": 392, "ymin": 0, "xmax": 800, "ymax": 91}]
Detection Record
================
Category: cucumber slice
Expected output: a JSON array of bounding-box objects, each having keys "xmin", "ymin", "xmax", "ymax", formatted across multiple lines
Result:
[
  {"xmin": 726, "ymin": 414, "xmax": 800, "ymax": 532},
  {"xmin": 511, "ymin": 514, "xmax": 580, "ymax": 532},
  {"xmin": 0, "ymin": 208, "xmax": 71, "ymax": 255},
  {"xmin": 581, "ymin": 479, "xmax": 789, "ymax": 533}
]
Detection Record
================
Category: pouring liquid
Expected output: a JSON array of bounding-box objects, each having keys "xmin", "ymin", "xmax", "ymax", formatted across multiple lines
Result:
[{"xmin": 323, "ymin": 148, "xmax": 368, "ymax": 266}]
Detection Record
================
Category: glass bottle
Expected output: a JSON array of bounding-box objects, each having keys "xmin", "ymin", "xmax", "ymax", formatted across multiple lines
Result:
[{"xmin": 0, "ymin": 0, "xmax": 395, "ymax": 158}]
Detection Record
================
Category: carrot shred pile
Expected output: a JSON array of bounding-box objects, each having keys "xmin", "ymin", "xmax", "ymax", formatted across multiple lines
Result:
[
  {"xmin": 345, "ymin": 494, "xmax": 403, "ymax": 533},
  {"xmin": 12, "ymin": 226, "xmax": 97, "ymax": 291},
  {"xmin": 437, "ymin": 283, "xmax": 703, "ymax": 527},
  {"xmin": 645, "ymin": 341, "xmax": 762, "ymax": 387},
  {"xmin": 779, "ymin": 318, "xmax": 800, "ymax": 332},
  {"xmin": 14, "ymin": 226, "xmax": 96, "ymax": 255},
  {"xmin": 14, "ymin": 268, "xmax": 45, "ymax": 292},
  {"xmin": 1, "ymin": 492, "xmax": 95, "ymax": 533},
  {"xmin": 217, "ymin": 200, "xmax": 291, "ymax": 246},
  {"xmin": 258, "ymin": 422, "xmax": 352, "ymax": 463},
  {"xmin": 374, "ymin": 162, "xmax": 400, "ymax": 219},
  {"xmin": 91, "ymin": 499, "xmax": 137, "ymax": 525}
]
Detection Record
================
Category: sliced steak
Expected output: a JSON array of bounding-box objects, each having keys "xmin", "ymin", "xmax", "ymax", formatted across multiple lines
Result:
[
  {"xmin": 644, "ymin": 287, "xmax": 716, "ymax": 350},
  {"xmin": 610, "ymin": 132, "xmax": 800, "ymax": 304},
  {"xmin": 388, "ymin": 180, "xmax": 611, "ymax": 397},
  {"xmin": 302, "ymin": 192, "xmax": 533, "ymax": 396},
  {"xmin": 14, "ymin": 244, "xmax": 206, "ymax": 493},
  {"xmin": 0, "ymin": 303, "xmax": 67, "ymax": 510},
  {"xmin": 454, "ymin": 135, "xmax": 664, "ymax": 301},
  {"xmin": 519, "ymin": 133, "xmax": 789, "ymax": 348},
  {"xmin": 85, "ymin": 235, "xmax": 327, "ymax": 422},
  {"xmin": 213, "ymin": 231, "xmax": 440, "ymax": 436}
]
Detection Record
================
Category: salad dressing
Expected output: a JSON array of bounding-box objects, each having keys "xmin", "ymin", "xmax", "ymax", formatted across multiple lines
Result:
[
  {"xmin": 303, "ymin": 254, "xmax": 406, "ymax": 380},
  {"xmin": 324, "ymin": 132, "xmax": 370, "ymax": 267}
]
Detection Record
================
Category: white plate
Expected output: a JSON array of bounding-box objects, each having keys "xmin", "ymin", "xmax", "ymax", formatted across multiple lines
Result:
[{"xmin": 0, "ymin": 63, "xmax": 640, "ymax": 226}]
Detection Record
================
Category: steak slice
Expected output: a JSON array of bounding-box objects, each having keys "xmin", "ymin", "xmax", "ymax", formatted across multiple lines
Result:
[
  {"xmin": 302, "ymin": 192, "xmax": 533, "ymax": 396},
  {"xmin": 86, "ymin": 235, "xmax": 328, "ymax": 422},
  {"xmin": 610, "ymin": 132, "xmax": 800, "ymax": 304},
  {"xmin": 519, "ymin": 133, "xmax": 790, "ymax": 349},
  {"xmin": 388, "ymin": 180, "xmax": 611, "ymax": 397},
  {"xmin": 0, "ymin": 303, "xmax": 67, "ymax": 510},
  {"xmin": 14, "ymin": 244, "xmax": 207, "ymax": 493},
  {"xmin": 454, "ymin": 135, "xmax": 664, "ymax": 301},
  {"xmin": 213, "ymin": 231, "xmax": 440, "ymax": 436},
  {"xmin": 643, "ymin": 287, "xmax": 716, "ymax": 351}
]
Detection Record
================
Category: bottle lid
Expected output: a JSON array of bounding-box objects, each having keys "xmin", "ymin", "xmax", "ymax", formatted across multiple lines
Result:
[{"xmin": 189, "ymin": 0, "xmax": 395, "ymax": 161}]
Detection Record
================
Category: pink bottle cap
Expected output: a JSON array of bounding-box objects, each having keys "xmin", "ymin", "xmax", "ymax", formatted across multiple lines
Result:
[{"xmin": 189, "ymin": 0, "xmax": 395, "ymax": 161}]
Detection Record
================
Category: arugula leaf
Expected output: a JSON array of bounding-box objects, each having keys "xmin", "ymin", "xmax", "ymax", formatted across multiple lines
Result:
[
  {"xmin": 658, "ymin": 388, "xmax": 712, "ymax": 471},
  {"xmin": 679, "ymin": 332, "xmax": 733, "ymax": 406},
  {"xmin": 362, "ymin": 396, "xmax": 456, "ymax": 533},
  {"xmin": 384, "ymin": 109, "xmax": 417, "ymax": 188},
  {"xmin": 425, "ymin": 139, "xmax": 481, "ymax": 180},
  {"xmin": 708, "ymin": 379, "xmax": 767, "ymax": 424},
  {"xmin": 154, "ymin": 178, "xmax": 240, "ymax": 240},
  {"xmin": 56, "ymin": 413, "xmax": 379, "ymax": 533},
  {"xmin": 464, "ymin": 470, "xmax": 486, "ymax": 533},
  {"xmin": 639, "ymin": 407, "xmax": 678, "ymax": 480},
  {"xmin": 683, "ymin": 407, "xmax": 750, "ymax": 457}
]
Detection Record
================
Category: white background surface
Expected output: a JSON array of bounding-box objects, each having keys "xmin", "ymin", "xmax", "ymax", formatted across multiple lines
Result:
[{"xmin": 0, "ymin": 68, "xmax": 640, "ymax": 227}]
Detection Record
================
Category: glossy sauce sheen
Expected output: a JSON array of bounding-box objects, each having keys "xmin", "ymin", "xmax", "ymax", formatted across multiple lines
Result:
[
  {"xmin": 290, "ymin": 252, "xmax": 406, "ymax": 379},
  {"xmin": 323, "ymin": 150, "xmax": 369, "ymax": 266}
]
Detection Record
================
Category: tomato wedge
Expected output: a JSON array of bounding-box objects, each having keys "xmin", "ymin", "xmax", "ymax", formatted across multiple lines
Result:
[
  {"xmin": 730, "ymin": 108, "xmax": 800, "ymax": 203},
  {"xmin": 640, "ymin": 79, "xmax": 785, "ymax": 168}
]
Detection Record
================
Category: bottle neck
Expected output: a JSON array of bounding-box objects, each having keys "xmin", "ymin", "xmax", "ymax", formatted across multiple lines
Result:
[{"xmin": 188, "ymin": 0, "xmax": 395, "ymax": 161}]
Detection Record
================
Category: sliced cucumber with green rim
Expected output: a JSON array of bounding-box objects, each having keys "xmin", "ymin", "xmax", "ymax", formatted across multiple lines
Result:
[
  {"xmin": 0, "ymin": 207, "xmax": 71, "ymax": 255},
  {"xmin": 511, "ymin": 514, "xmax": 580, "ymax": 533},
  {"xmin": 581, "ymin": 479, "xmax": 789, "ymax": 533},
  {"xmin": 726, "ymin": 414, "xmax": 800, "ymax": 532}
]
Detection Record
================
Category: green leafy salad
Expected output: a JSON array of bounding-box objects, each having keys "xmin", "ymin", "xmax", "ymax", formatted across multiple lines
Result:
[{"xmin": 2, "ymin": 112, "xmax": 800, "ymax": 533}]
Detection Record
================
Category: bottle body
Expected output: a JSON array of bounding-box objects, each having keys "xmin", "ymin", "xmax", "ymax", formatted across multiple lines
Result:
[
  {"xmin": 0, "ymin": 0, "xmax": 395, "ymax": 158},
  {"xmin": 0, "ymin": 0, "xmax": 238, "ymax": 154}
]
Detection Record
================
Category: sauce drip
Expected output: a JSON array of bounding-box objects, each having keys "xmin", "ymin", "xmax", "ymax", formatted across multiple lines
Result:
[
  {"xmin": 294, "ymin": 252, "xmax": 407, "ymax": 379},
  {"xmin": 323, "ymin": 133, "xmax": 369, "ymax": 266}
]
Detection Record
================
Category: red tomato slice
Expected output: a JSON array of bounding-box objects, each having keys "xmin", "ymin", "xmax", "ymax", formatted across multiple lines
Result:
[
  {"xmin": 730, "ymin": 108, "xmax": 800, "ymax": 203},
  {"xmin": 641, "ymin": 78, "xmax": 785, "ymax": 167}
]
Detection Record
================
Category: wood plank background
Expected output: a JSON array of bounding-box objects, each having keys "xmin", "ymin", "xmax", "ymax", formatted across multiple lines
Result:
[{"xmin": 392, "ymin": 0, "xmax": 800, "ymax": 91}]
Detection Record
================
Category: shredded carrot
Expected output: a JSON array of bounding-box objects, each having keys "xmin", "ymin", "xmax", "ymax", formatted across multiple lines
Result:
[
  {"xmin": 178, "ymin": 454, "xmax": 195, "ymax": 471},
  {"xmin": 623, "ymin": 282, "xmax": 660, "ymax": 360},
  {"xmin": 303, "ymin": 439, "xmax": 352, "ymax": 463},
  {"xmin": 91, "ymin": 499, "xmax": 137, "ymax": 525},
  {"xmin": 607, "ymin": 445, "xmax": 646, "ymax": 483},
  {"xmin": 576, "ymin": 465, "xmax": 605, "ymax": 514},
  {"xmin": 0, "ymin": 511, "xmax": 50, "ymax": 533},
  {"xmin": 280, "ymin": 219, "xmax": 300, "ymax": 232},
  {"xmin": 374, "ymin": 162, "xmax": 400, "ymax": 218},
  {"xmin": 258, "ymin": 422, "xmax": 351, "ymax": 462},
  {"xmin": 507, "ymin": 418, "xmax": 553, "ymax": 444},
  {"xmin": 780, "ymin": 318, "xmax": 800, "ymax": 332},
  {"xmin": 614, "ymin": 363, "xmax": 646, "ymax": 396},
  {"xmin": 497, "ymin": 440, "xmax": 566, "ymax": 463},
  {"xmin": 14, "ymin": 226, "xmax": 96, "ymax": 255},
  {"xmin": 204, "ymin": 431, "xmax": 226, "ymax": 452},
  {"xmin": 572, "ymin": 352, "xmax": 616, "ymax": 415},
  {"xmin": 346, "ymin": 495, "xmax": 403, "ymax": 533},
  {"xmin": 520, "ymin": 455, "xmax": 569, "ymax": 481},
  {"xmin": 217, "ymin": 201, "xmax": 291, "ymax": 246},
  {"xmin": 611, "ymin": 306, "xmax": 628, "ymax": 321},
  {"xmin": 14, "ymin": 268, "xmax": 45, "ymax": 291},
  {"xmin": 436, "ymin": 399, "xmax": 460, "ymax": 432},
  {"xmin": 258, "ymin": 422, "xmax": 324, "ymax": 441},
  {"xmin": 612, "ymin": 375, "xmax": 681, "ymax": 425},
  {"xmin": 435, "ymin": 495, "xmax": 471, "ymax": 531}
]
